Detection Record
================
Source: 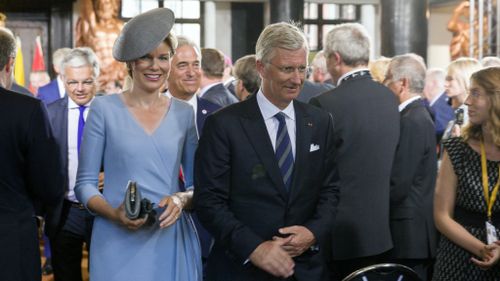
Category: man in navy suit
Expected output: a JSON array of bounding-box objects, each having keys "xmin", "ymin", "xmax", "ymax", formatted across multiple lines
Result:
[
  {"xmin": 0, "ymin": 28, "xmax": 64, "ymax": 281},
  {"xmin": 37, "ymin": 48, "xmax": 71, "ymax": 104},
  {"xmin": 423, "ymin": 68, "xmax": 454, "ymax": 142},
  {"xmin": 384, "ymin": 54, "xmax": 438, "ymax": 280},
  {"xmin": 194, "ymin": 22, "xmax": 340, "ymax": 281},
  {"xmin": 166, "ymin": 36, "xmax": 220, "ymax": 136},
  {"xmin": 199, "ymin": 48, "xmax": 239, "ymax": 108},
  {"xmin": 46, "ymin": 47, "xmax": 98, "ymax": 281},
  {"xmin": 166, "ymin": 35, "xmax": 220, "ymax": 264}
]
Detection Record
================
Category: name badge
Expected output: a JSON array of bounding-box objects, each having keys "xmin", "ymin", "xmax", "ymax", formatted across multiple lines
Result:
[{"xmin": 486, "ymin": 221, "xmax": 498, "ymax": 244}]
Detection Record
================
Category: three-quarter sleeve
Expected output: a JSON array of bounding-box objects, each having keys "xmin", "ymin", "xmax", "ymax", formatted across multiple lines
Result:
[
  {"xmin": 181, "ymin": 106, "xmax": 198, "ymax": 190},
  {"xmin": 75, "ymin": 97, "xmax": 106, "ymax": 207}
]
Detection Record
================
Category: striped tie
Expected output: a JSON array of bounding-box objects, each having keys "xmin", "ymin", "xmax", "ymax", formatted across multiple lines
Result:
[{"xmin": 274, "ymin": 112, "xmax": 294, "ymax": 191}]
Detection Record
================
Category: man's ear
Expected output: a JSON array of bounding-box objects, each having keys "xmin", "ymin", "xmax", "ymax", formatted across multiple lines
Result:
[
  {"xmin": 237, "ymin": 79, "xmax": 245, "ymax": 93},
  {"xmin": 4, "ymin": 57, "xmax": 14, "ymax": 74},
  {"xmin": 401, "ymin": 77, "xmax": 410, "ymax": 91},
  {"xmin": 256, "ymin": 59, "xmax": 265, "ymax": 78}
]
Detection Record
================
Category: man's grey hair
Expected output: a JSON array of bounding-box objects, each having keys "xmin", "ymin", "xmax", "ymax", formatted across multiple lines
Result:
[
  {"xmin": 0, "ymin": 28, "xmax": 16, "ymax": 70},
  {"xmin": 388, "ymin": 54, "xmax": 427, "ymax": 94},
  {"xmin": 60, "ymin": 47, "xmax": 100, "ymax": 78},
  {"xmin": 324, "ymin": 23, "xmax": 371, "ymax": 67},
  {"xmin": 176, "ymin": 35, "xmax": 201, "ymax": 59},
  {"xmin": 426, "ymin": 68, "xmax": 446, "ymax": 87},
  {"xmin": 311, "ymin": 50, "xmax": 327, "ymax": 74},
  {"xmin": 52, "ymin": 48, "xmax": 71, "ymax": 71},
  {"xmin": 255, "ymin": 22, "xmax": 309, "ymax": 63}
]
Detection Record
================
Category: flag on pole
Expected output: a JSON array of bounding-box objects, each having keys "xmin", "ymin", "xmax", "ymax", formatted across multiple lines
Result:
[
  {"xmin": 29, "ymin": 36, "xmax": 47, "ymax": 93},
  {"xmin": 14, "ymin": 36, "xmax": 25, "ymax": 86},
  {"xmin": 31, "ymin": 36, "xmax": 45, "ymax": 72}
]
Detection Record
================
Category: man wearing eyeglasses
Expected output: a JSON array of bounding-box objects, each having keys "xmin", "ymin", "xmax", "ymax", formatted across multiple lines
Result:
[
  {"xmin": 194, "ymin": 22, "xmax": 340, "ymax": 281},
  {"xmin": 46, "ymin": 47, "xmax": 99, "ymax": 281}
]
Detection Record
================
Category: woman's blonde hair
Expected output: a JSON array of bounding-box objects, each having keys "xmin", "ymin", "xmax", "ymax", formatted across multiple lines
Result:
[
  {"xmin": 462, "ymin": 66, "xmax": 500, "ymax": 147},
  {"xmin": 447, "ymin": 57, "xmax": 481, "ymax": 97}
]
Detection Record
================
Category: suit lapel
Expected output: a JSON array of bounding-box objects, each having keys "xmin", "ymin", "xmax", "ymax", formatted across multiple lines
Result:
[
  {"xmin": 239, "ymin": 96, "xmax": 289, "ymax": 199},
  {"xmin": 289, "ymin": 102, "xmax": 312, "ymax": 201}
]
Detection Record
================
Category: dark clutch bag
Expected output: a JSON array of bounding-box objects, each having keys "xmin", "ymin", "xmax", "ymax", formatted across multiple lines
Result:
[{"xmin": 124, "ymin": 181, "xmax": 157, "ymax": 226}]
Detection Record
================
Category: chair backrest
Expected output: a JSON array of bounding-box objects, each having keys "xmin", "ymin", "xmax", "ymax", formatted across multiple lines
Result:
[{"xmin": 342, "ymin": 263, "xmax": 422, "ymax": 281}]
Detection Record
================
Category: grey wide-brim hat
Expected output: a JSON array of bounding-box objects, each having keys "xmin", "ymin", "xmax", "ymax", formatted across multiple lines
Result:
[{"xmin": 113, "ymin": 8, "xmax": 175, "ymax": 62}]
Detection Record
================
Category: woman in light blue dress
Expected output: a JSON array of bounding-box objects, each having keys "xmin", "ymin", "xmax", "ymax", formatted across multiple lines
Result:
[{"xmin": 75, "ymin": 8, "xmax": 201, "ymax": 281}]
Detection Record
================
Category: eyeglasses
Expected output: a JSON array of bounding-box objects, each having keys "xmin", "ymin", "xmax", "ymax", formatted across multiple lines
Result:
[
  {"xmin": 137, "ymin": 53, "xmax": 171, "ymax": 66},
  {"xmin": 268, "ymin": 62, "xmax": 311, "ymax": 76},
  {"xmin": 66, "ymin": 79, "xmax": 95, "ymax": 90}
]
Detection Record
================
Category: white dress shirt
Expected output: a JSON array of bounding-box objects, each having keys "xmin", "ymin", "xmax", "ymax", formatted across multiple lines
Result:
[
  {"xmin": 67, "ymin": 98, "xmax": 92, "ymax": 202},
  {"xmin": 57, "ymin": 76, "xmax": 66, "ymax": 98},
  {"xmin": 256, "ymin": 90, "xmax": 296, "ymax": 158},
  {"xmin": 398, "ymin": 96, "xmax": 421, "ymax": 112}
]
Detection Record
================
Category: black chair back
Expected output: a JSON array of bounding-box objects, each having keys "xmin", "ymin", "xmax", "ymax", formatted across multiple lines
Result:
[{"xmin": 341, "ymin": 263, "xmax": 422, "ymax": 281}]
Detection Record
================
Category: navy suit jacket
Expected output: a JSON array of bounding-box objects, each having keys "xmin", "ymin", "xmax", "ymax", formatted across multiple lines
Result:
[
  {"xmin": 46, "ymin": 97, "xmax": 70, "ymax": 193},
  {"xmin": 310, "ymin": 73, "xmax": 400, "ymax": 259},
  {"xmin": 194, "ymin": 95, "xmax": 340, "ymax": 281},
  {"xmin": 197, "ymin": 96, "xmax": 221, "ymax": 133},
  {"xmin": 0, "ymin": 87, "xmax": 64, "ymax": 281},
  {"xmin": 297, "ymin": 80, "xmax": 334, "ymax": 103},
  {"xmin": 430, "ymin": 92, "xmax": 454, "ymax": 138},
  {"xmin": 38, "ymin": 79, "xmax": 62, "ymax": 105},
  {"xmin": 192, "ymin": 96, "xmax": 220, "ymax": 259},
  {"xmin": 11, "ymin": 83, "xmax": 33, "ymax": 96},
  {"xmin": 202, "ymin": 83, "xmax": 239, "ymax": 108},
  {"xmin": 389, "ymin": 99, "xmax": 438, "ymax": 259}
]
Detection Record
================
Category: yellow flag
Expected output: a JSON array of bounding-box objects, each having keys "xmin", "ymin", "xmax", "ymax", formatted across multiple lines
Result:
[{"xmin": 14, "ymin": 36, "xmax": 25, "ymax": 86}]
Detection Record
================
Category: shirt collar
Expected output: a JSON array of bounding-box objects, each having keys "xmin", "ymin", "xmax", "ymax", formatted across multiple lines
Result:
[
  {"xmin": 256, "ymin": 89, "xmax": 295, "ymax": 121},
  {"xmin": 68, "ymin": 96, "xmax": 93, "ymax": 109},
  {"xmin": 398, "ymin": 95, "xmax": 421, "ymax": 112}
]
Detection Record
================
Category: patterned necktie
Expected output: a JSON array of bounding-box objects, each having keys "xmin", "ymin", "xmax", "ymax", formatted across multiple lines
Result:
[
  {"xmin": 77, "ymin": 105, "xmax": 86, "ymax": 153},
  {"xmin": 274, "ymin": 112, "xmax": 294, "ymax": 191}
]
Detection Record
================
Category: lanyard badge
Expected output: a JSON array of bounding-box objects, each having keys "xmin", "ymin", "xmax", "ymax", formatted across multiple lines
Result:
[{"xmin": 481, "ymin": 140, "xmax": 500, "ymax": 243}]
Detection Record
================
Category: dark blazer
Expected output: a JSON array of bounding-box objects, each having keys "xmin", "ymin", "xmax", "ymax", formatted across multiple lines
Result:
[
  {"xmin": 201, "ymin": 83, "xmax": 239, "ymax": 108},
  {"xmin": 11, "ymin": 82, "xmax": 33, "ymax": 96},
  {"xmin": 38, "ymin": 79, "xmax": 62, "ymax": 104},
  {"xmin": 296, "ymin": 80, "xmax": 334, "ymax": 103},
  {"xmin": 197, "ymin": 96, "xmax": 220, "ymax": 133},
  {"xmin": 194, "ymin": 95, "xmax": 340, "ymax": 281},
  {"xmin": 388, "ymin": 99, "xmax": 438, "ymax": 259},
  {"xmin": 431, "ymin": 92, "xmax": 454, "ymax": 140},
  {"xmin": 0, "ymin": 87, "xmax": 64, "ymax": 281},
  {"xmin": 193, "ymin": 96, "xmax": 220, "ymax": 259},
  {"xmin": 46, "ymin": 97, "xmax": 70, "ymax": 195},
  {"xmin": 310, "ymin": 73, "xmax": 400, "ymax": 259}
]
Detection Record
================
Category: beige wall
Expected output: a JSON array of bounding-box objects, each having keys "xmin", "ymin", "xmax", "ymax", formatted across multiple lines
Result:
[{"xmin": 428, "ymin": 4, "xmax": 455, "ymax": 69}]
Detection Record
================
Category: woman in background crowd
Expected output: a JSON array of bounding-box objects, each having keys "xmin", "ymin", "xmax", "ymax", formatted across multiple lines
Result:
[
  {"xmin": 433, "ymin": 67, "xmax": 500, "ymax": 280},
  {"xmin": 442, "ymin": 57, "xmax": 481, "ymax": 139}
]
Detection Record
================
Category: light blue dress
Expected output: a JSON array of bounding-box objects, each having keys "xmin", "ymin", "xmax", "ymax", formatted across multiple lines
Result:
[{"xmin": 75, "ymin": 94, "xmax": 201, "ymax": 281}]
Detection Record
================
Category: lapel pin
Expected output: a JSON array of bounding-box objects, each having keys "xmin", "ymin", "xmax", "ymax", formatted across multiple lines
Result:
[
  {"xmin": 202, "ymin": 109, "xmax": 207, "ymax": 115},
  {"xmin": 307, "ymin": 122, "xmax": 313, "ymax": 127}
]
